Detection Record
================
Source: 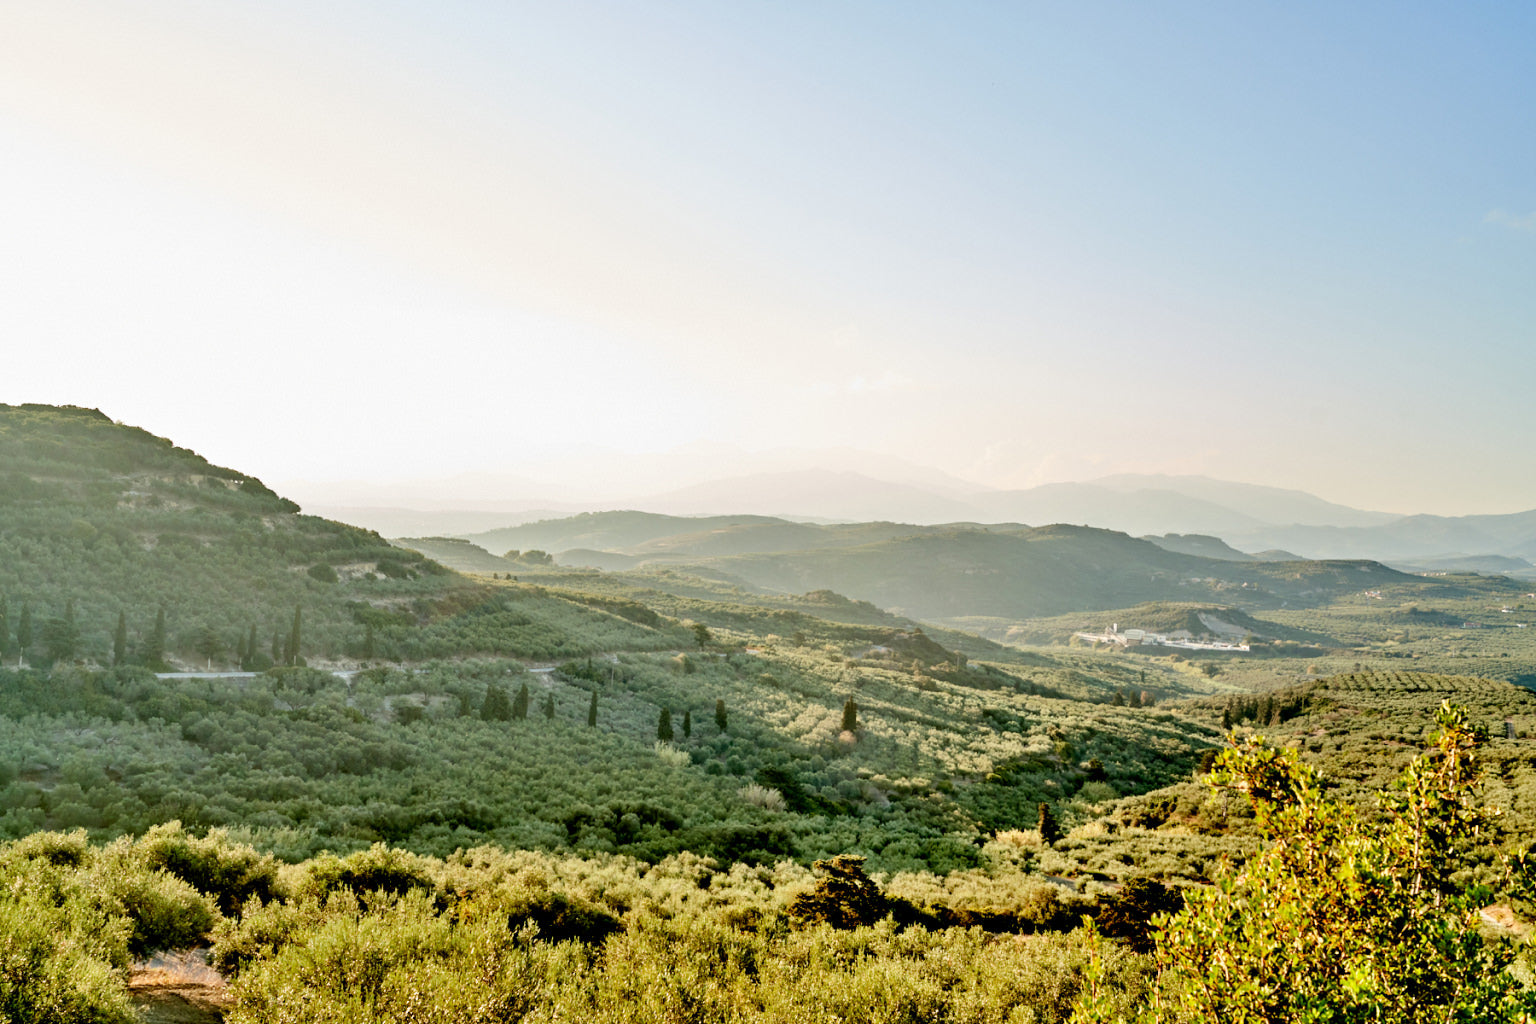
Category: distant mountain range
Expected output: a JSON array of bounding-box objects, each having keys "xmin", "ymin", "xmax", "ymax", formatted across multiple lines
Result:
[
  {"xmin": 390, "ymin": 511, "xmax": 1526, "ymax": 627},
  {"xmin": 356, "ymin": 469, "xmax": 1536, "ymax": 571}
]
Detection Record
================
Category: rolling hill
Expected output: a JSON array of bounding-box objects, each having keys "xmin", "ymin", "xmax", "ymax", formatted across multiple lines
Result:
[
  {"xmin": 0, "ymin": 406, "xmax": 692, "ymax": 668},
  {"xmin": 697, "ymin": 525, "xmax": 1432, "ymax": 620},
  {"xmin": 423, "ymin": 511, "xmax": 1522, "ymax": 627}
]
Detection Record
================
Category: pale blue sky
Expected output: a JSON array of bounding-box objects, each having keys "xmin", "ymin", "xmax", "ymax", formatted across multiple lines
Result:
[{"xmin": 1, "ymin": 2, "xmax": 1532, "ymax": 513}]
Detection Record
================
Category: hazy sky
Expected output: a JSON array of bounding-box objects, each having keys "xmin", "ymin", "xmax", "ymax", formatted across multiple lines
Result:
[{"xmin": 3, "ymin": 1, "xmax": 1533, "ymax": 515}]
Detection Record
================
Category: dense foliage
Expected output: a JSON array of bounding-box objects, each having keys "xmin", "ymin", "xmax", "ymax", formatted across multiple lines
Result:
[
  {"xmin": 9, "ymin": 407, "xmax": 1536, "ymax": 1022},
  {"xmin": 1078, "ymin": 702, "xmax": 1536, "ymax": 1023}
]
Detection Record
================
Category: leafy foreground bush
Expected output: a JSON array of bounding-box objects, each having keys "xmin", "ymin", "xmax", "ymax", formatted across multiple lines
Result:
[
  {"xmin": 219, "ymin": 900, "xmax": 1148, "ymax": 1024},
  {"xmin": 0, "ymin": 826, "xmax": 1151, "ymax": 1023},
  {"xmin": 1076, "ymin": 701, "xmax": 1536, "ymax": 1023},
  {"xmin": 0, "ymin": 827, "xmax": 217, "ymax": 1023},
  {"xmin": 7, "ymin": 702, "xmax": 1536, "ymax": 1023}
]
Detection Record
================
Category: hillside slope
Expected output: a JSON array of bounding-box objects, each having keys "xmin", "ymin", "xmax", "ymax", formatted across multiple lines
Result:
[{"xmin": 0, "ymin": 406, "xmax": 684, "ymax": 668}]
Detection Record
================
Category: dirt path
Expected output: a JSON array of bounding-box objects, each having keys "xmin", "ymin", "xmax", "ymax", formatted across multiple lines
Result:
[{"xmin": 128, "ymin": 949, "xmax": 230, "ymax": 1024}]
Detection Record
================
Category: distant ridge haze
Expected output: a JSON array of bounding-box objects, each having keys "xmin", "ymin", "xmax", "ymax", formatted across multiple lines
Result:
[{"xmin": 302, "ymin": 467, "xmax": 1536, "ymax": 569}]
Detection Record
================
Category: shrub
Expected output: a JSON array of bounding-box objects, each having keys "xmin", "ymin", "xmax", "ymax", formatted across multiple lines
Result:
[
  {"xmin": 89, "ymin": 843, "xmax": 218, "ymax": 956},
  {"xmin": 738, "ymin": 783, "xmax": 787, "ymax": 812},
  {"xmin": 789, "ymin": 855, "xmax": 890, "ymax": 929},
  {"xmin": 134, "ymin": 822, "xmax": 280, "ymax": 916},
  {"xmin": 654, "ymin": 742, "xmax": 690, "ymax": 768},
  {"xmin": 0, "ymin": 896, "xmax": 134, "ymax": 1024},
  {"xmin": 501, "ymin": 885, "xmax": 621, "ymax": 945},
  {"xmin": 1077, "ymin": 702, "xmax": 1536, "ymax": 1022},
  {"xmin": 295, "ymin": 845, "xmax": 438, "ymax": 907},
  {"xmin": 1092, "ymin": 878, "xmax": 1183, "ymax": 953}
]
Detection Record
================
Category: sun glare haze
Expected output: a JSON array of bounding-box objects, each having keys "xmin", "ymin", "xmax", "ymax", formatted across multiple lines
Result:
[{"xmin": 2, "ymin": 1, "xmax": 1533, "ymax": 515}]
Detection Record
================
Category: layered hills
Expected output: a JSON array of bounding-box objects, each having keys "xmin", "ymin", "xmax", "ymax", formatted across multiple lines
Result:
[
  {"xmin": 312, "ymin": 463, "xmax": 1536, "ymax": 569},
  {"xmin": 418, "ymin": 511, "xmax": 1517, "ymax": 627},
  {"xmin": 9, "ymin": 405, "xmax": 1536, "ymax": 1023},
  {"xmin": 0, "ymin": 404, "xmax": 1233, "ymax": 874}
]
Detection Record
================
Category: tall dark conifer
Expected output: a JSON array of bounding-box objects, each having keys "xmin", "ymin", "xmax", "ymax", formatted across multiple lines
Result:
[
  {"xmin": 512, "ymin": 682, "xmax": 529, "ymax": 720},
  {"xmin": 682, "ymin": 709, "xmax": 692, "ymax": 739},
  {"xmin": 657, "ymin": 707, "xmax": 673, "ymax": 742},
  {"xmin": 587, "ymin": 691, "xmax": 598, "ymax": 727},
  {"xmin": 41, "ymin": 604, "xmax": 80, "ymax": 664},
  {"xmin": 482, "ymin": 683, "xmax": 511, "ymax": 721},
  {"xmin": 286, "ymin": 606, "xmax": 302, "ymax": 666},
  {"xmin": 143, "ymin": 607, "xmax": 164, "ymax": 669},
  {"xmin": 715, "ymin": 699, "xmax": 727, "ymax": 733},
  {"xmin": 1038, "ymin": 802, "xmax": 1062, "ymax": 845}
]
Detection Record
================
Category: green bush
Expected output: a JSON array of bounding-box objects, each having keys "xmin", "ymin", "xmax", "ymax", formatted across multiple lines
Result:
[
  {"xmin": 134, "ymin": 822, "xmax": 280, "ymax": 915},
  {"xmin": 89, "ymin": 842, "xmax": 218, "ymax": 956},
  {"xmin": 0, "ymin": 896, "xmax": 134, "ymax": 1024},
  {"xmin": 295, "ymin": 845, "xmax": 439, "ymax": 907},
  {"xmin": 789, "ymin": 855, "xmax": 890, "ymax": 929}
]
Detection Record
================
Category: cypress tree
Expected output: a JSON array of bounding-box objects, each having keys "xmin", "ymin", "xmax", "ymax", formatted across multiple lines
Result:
[
  {"xmin": 286, "ymin": 606, "xmax": 302, "ymax": 666},
  {"xmin": 1038, "ymin": 802, "xmax": 1062, "ymax": 845},
  {"xmin": 715, "ymin": 699, "xmax": 727, "ymax": 732},
  {"xmin": 841, "ymin": 698, "xmax": 859, "ymax": 733},
  {"xmin": 1128, "ymin": 689, "xmax": 1143, "ymax": 709},
  {"xmin": 270, "ymin": 630, "xmax": 282, "ymax": 665},
  {"xmin": 0, "ymin": 596, "xmax": 8, "ymax": 654},
  {"xmin": 482, "ymin": 683, "xmax": 511, "ymax": 722},
  {"xmin": 142, "ymin": 607, "xmax": 164, "ymax": 669},
  {"xmin": 234, "ymin": 628, "xmax": 247, "ymax": 668},
  {"xmin": 512, "ymin": 682, "xmax": 530, "ymax": 720},
  {"xmin": 657, "ymin": 707, "xmax": 673, "ymax": 742},
  {"xmin": 247, "ymin": 624, "xmax": 258, "ymax": 669},
  {"xmin": 587, "ymin": 691, "xmax": 598, "ymax": 727},
  {"xmin": 42, "ymin": 609, "xmax": 80, "ymax": 664},
  {"xmin": 682, "ymin": 709, "xmax": 692, "ymax": 739},
  {"xmin": 542, "ymin": 692, "xmax": 555, "ymax": 720}
]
